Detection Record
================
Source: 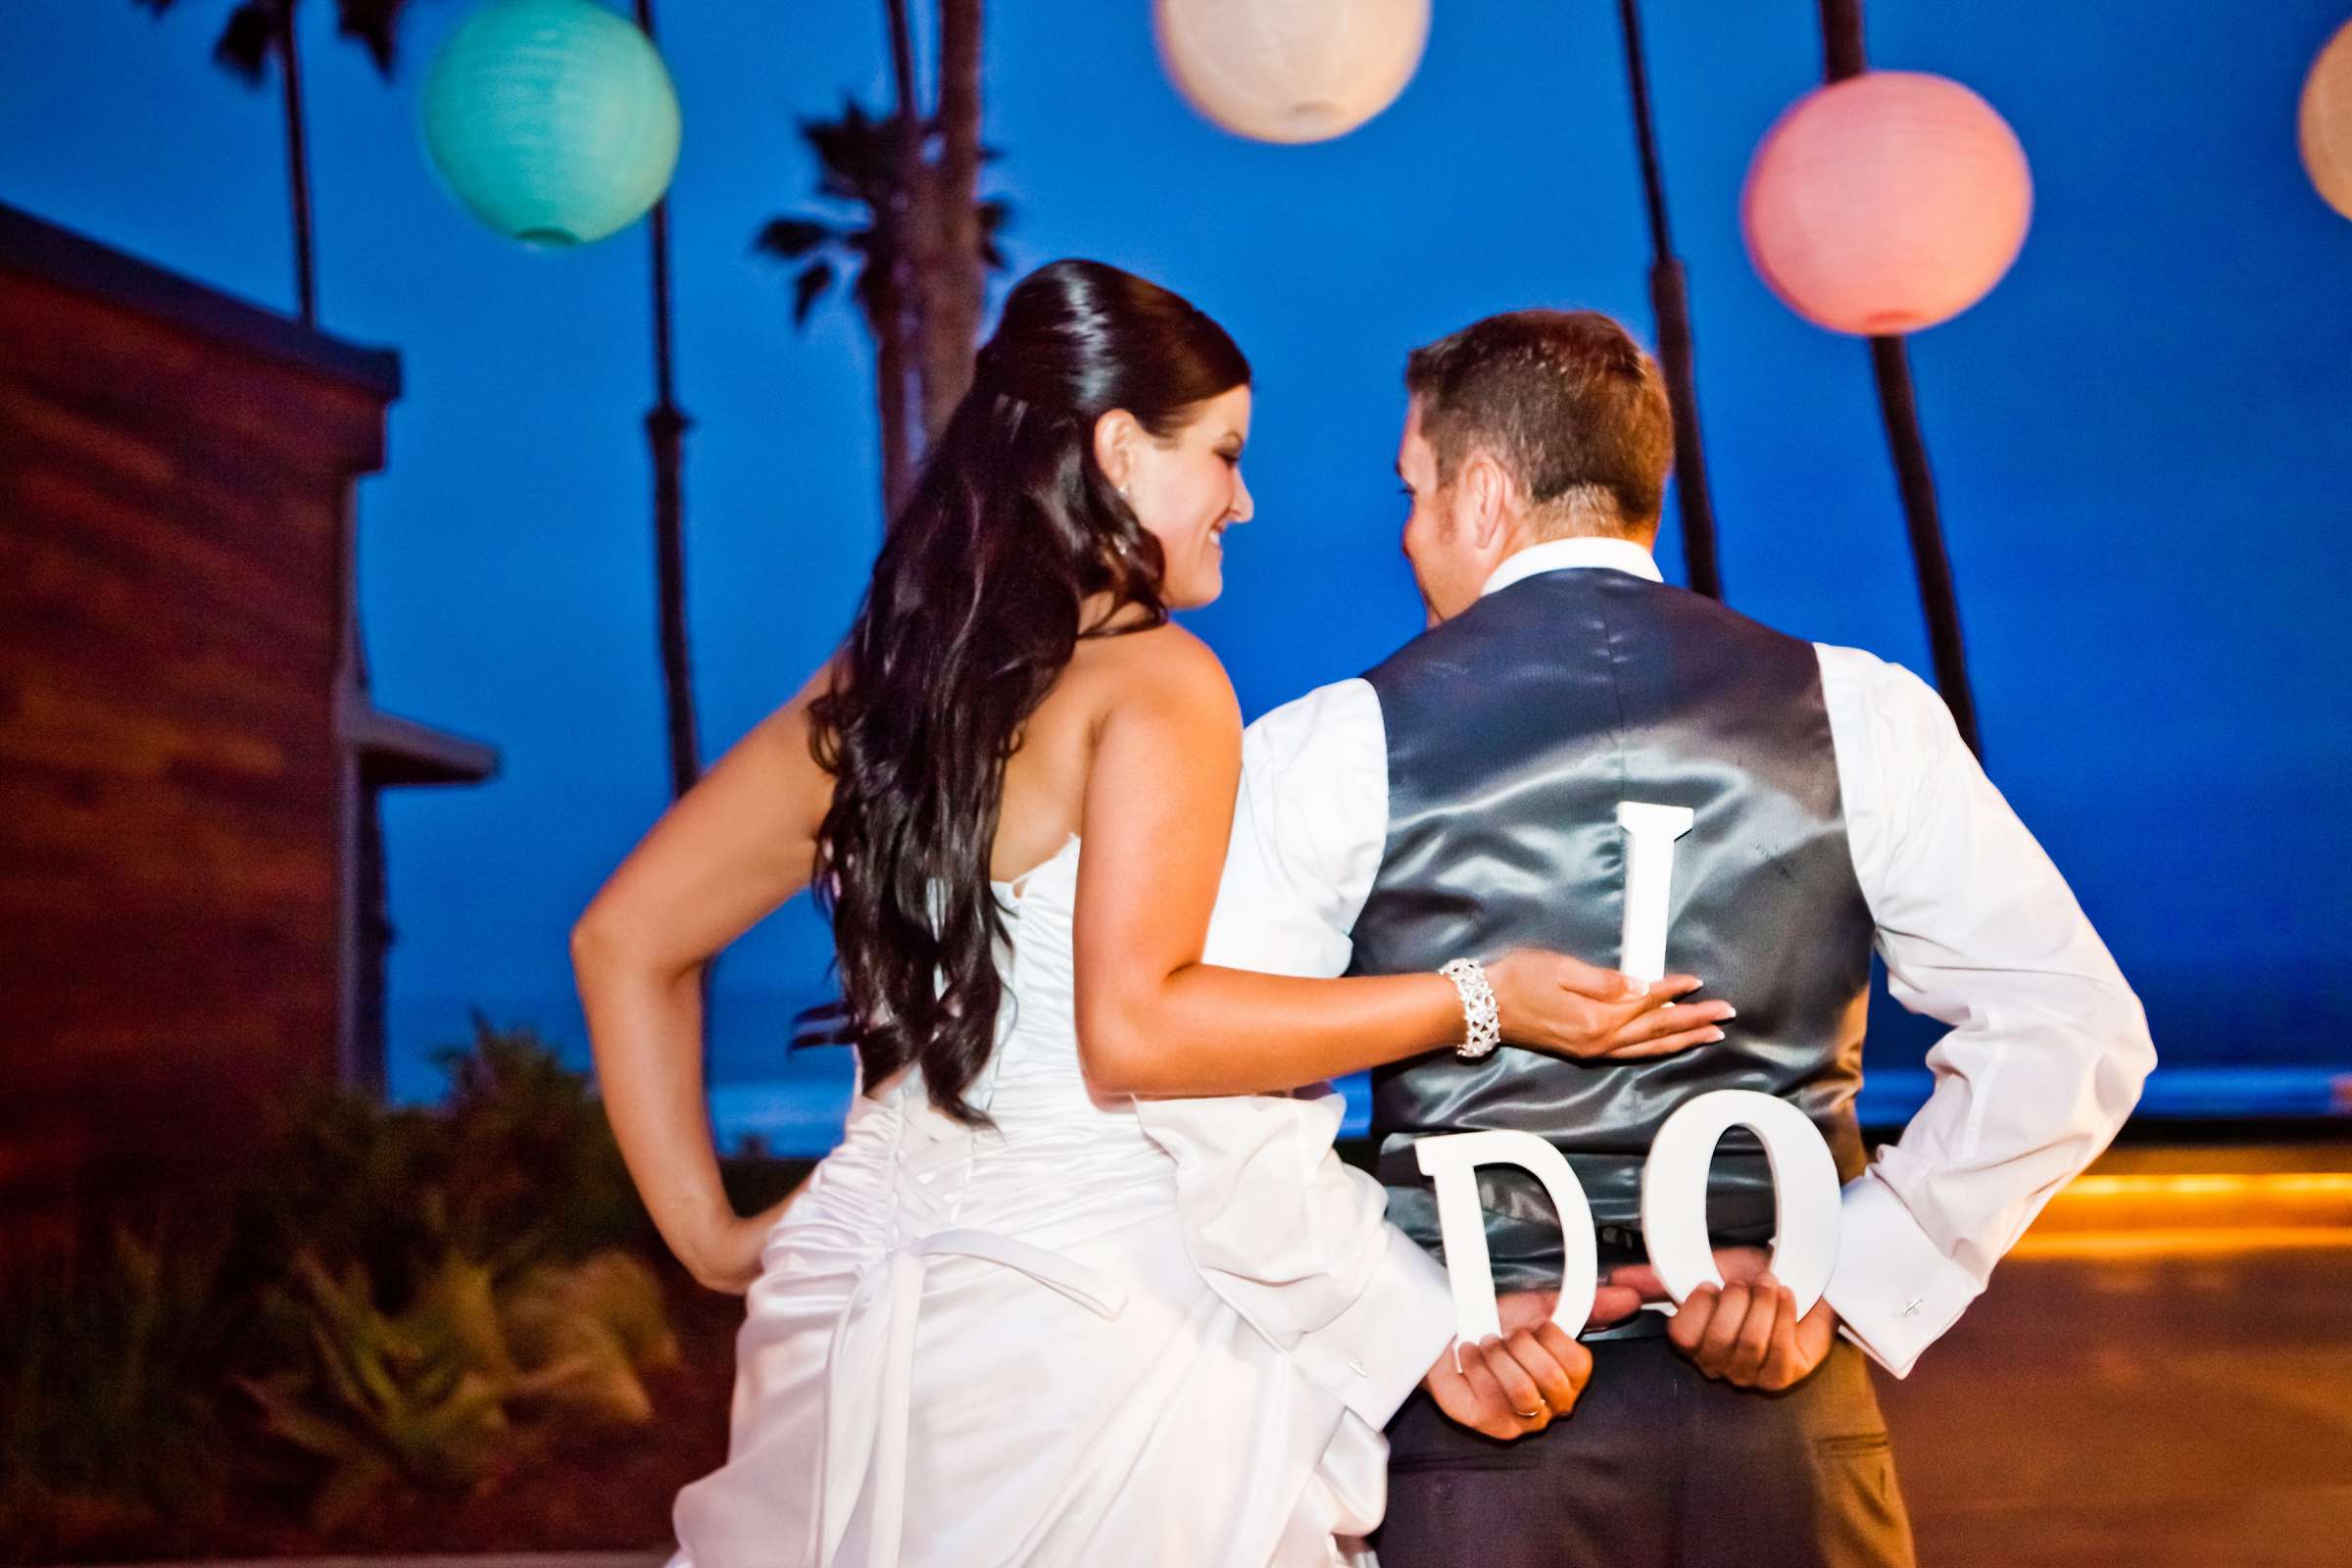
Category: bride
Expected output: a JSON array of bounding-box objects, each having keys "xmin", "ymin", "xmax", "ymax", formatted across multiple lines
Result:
[{"xmin": 569, "ymin": 260, "xmax": 1725, "ymax": 1566}]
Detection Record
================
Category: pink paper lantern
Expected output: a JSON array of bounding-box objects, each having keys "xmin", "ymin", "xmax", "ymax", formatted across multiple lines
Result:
[
  {"xmin": 2301, "ymin": 20, "xmax": 2352, "ymax": 220},
  {"xmin": 1741, "ymin": 71, "xmax": 2034, "ymax": 336}
]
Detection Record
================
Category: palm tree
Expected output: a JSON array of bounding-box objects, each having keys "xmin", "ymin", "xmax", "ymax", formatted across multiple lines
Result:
[
  {"xmin": 1817, "ymin": 0, "xmax": 1983, "ymax": 759},
  {"xmin": 883, "ymin": 0, "xmax": 927, "ymax": 517},
  {"xmin": 1612, "ymin": 0, "xmax": 1723, "ymax": 601},
  {"xmin": 134, "ymin": 0, "xmax": 421, "ymax": 325},
  {"xmin": 869, "ymin": 0, "xmax": 988, "ymax": 463},
  {"xmin": 917, "ymin": 0, "xmax": 987, "ymax": 443},
  {"xmin": 756, "ymin": 100, "xmax": 1009, "ymax": 520},
  {"xmin": 626, "ymin": 0, "xmax": 701, "ymax": 805},
  {"xmin": 758, "ymin": 103, "xmax": 919, "ymax": 522},
  {"xmin": 778, "ymin": 1, "xmax": 998, "ymax": 1064}
]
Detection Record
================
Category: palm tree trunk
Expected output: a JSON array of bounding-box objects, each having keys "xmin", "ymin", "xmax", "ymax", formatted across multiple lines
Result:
[
  {"xmin": 916, "ymin": 0, "xmax": 985, "ymax": 446},
  {"xmin": 877, "ymin": 0, "xmax": 922, "ymax": 519},
  {"xmin": 870, "ymin": 279, "xmax": 916, "ymax": 524},
  {"xmin": 632, "ymin": 0, "xmax": 702, "ymax": 800},
  {"xmin": 1614, "ymin": 0, "xmax": 1721, "ymax": 600},
  {"xmin": 272, "ymin": 0, "xmax": 318, "ymax": 324},
  {"xmin": 1818, "ymin": 0, "xmax": 1983, "ymax": 758}
]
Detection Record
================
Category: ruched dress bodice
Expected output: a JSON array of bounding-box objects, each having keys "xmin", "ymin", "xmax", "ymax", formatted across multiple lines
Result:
[{"xmin": 773, "ymin": 834, "xmax": 1175, "ymax": 1273}]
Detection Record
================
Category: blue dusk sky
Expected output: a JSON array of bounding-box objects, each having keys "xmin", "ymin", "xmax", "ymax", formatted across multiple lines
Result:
[{"xmin": 6, "ymin": 2, "xmax": 2349, "ymax": 1128}]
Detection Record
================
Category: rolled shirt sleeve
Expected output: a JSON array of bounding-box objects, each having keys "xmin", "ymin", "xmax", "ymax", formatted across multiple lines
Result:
[
  {"xmin": 1132, "ymin": 679, "xmax": 1456, "ymax": 1428},
  {"xmin": 1816, "ymin": 647, "xmax": 2157, "ymax": 1377}
]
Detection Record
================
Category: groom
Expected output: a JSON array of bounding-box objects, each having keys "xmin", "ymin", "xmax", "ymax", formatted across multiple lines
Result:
[{"xmin": 1203, "ymin": 309, "xmax": 2155, "ymax": 1564}]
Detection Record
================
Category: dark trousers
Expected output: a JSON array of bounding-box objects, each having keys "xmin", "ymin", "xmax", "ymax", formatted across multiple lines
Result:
[{"xmin": 1374, "ymin": 1337, "xmax": 1916, "ymax": 1568}]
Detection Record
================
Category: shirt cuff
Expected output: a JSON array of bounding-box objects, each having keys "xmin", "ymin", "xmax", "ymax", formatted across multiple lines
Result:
[
  {"xmin": 1287, "ymin": 1225, "xmax": 1457, "ymax": 1428},
  {"xmin": 1822, "ymin": 1171, "xmax": 1984, "ymax": 1379}
]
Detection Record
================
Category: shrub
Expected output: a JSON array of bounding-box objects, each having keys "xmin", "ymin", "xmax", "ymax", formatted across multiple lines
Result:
[
  {"xmin": 0, "ymin": 1018, "xmax": 677, "ymax": 1556},
  {"xmin": 239, "ymin": 1016, "xmax": 652, "ymax": 1306},
  {"xmin": 0, "ymin": 1228, "xmax": 239, "ymax": 1558},
  {"xmin": 237, "ymin": 1241, "xmax": 678, "ymax": 1531}
]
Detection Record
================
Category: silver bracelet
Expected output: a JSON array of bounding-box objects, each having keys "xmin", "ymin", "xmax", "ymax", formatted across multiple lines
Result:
[{"xmin": 1441, "ymin": 957, "xmax": 1501, "ymax": 1059}]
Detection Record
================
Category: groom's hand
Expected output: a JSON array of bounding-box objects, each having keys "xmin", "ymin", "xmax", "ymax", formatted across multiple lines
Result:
[
  {"xmin": 1420, "ymin": 1290, "xmax": 1611, "ymax": 1441},
  {"xmin": 1609, "ymin": 1246, "xmax": 1839, "ymax": 1391}
]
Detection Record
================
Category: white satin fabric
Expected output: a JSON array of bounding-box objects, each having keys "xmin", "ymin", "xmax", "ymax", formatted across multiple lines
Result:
[{"xmin": 666, "ymin": 835, "xmax": 1403, "ymax": 1567}]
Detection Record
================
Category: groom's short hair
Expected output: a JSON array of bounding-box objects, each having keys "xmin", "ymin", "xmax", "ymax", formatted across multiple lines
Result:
[{"xmin": 1404, "ymin": 310, "xmax": 1674, "ymax": 536}]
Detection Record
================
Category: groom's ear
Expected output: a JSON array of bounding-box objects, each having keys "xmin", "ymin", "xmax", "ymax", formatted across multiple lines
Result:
[{"xmin": 1459, "ymin": 448, "xmax": 1514, "ymax": 551}]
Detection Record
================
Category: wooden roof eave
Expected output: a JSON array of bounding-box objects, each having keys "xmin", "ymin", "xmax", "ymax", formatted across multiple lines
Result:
[{"xmin": 340, "ymin": 700, "xmax": 500, "ymax": 788}]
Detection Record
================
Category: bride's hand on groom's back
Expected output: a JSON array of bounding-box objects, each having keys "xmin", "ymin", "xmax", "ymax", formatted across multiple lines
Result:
[{"xmin": 1485, "ymin": 951, "xmax": 1736, "ymax": 1061}]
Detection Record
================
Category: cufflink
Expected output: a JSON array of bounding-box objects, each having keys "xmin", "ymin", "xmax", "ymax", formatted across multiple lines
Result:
[
  {"xmin": 1347, "ymin": 1358, "xmax": 1369, "ymax": 1378},
  {"xmin": 1900, "ymin": 1298, "xmax": 1923, "ymax": 1317}
]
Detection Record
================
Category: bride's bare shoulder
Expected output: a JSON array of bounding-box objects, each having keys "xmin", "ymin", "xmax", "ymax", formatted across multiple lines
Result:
[{"xmin": 1070, "ymin": 621, "xmax": 1239, "ymax": 722}]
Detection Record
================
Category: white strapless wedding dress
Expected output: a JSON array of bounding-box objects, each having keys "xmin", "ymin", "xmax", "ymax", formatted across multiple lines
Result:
[{"xmin": 666, "ymin": 834, "xmax": 1398, "ymax": 1567}]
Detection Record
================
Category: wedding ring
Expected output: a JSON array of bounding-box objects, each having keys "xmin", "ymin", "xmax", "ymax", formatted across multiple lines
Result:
[{"xmin": 1511, "ymin": 1404, "xmax": 1544, "ymax": 1420}]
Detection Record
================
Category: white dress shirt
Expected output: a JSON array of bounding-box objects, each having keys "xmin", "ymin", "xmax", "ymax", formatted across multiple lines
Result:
[{"xmin": 1196, "ymin": 535, "xmax": 2156, "ymax": 1379}]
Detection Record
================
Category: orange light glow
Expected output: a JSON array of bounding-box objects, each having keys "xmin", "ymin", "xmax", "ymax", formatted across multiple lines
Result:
[
  {"xmin": 2012, "ymin": 1226, "xmax": 2352, "ymax": 1258},
  {"xmin": 2057, "ymin": 1172, "xmax": 2352, "ymax": 1200}
]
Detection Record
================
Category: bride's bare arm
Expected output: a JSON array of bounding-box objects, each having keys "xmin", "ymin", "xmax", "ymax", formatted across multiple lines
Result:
[
  {"xmin": 570, "ymin": 663, "xmax": 836, "ymax": 1292},
  {"xmin": 1072, "ymin": 628, "xmax": 1731, "ymax": 1097}
]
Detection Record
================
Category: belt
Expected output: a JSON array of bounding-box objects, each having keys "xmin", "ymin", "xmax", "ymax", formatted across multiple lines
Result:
[
  {"xmin": 1584, "ymin": 1305, "xmax": 1673, "ymax": 1342},
  {"xmin": 1491, "ymin": 1224, "xmax": 1680, "ymax": 1342},
  {"xmin": 812, "ymin": 1228, "xmax": 1128, "ymax": 1566}
]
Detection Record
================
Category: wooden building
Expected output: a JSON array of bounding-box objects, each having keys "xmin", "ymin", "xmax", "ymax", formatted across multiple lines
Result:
[{"xmin": 0, "ymin": 201, "xmax": 495, "ymax": 1258}]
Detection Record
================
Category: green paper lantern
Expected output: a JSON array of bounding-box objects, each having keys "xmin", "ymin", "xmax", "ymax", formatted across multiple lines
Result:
[{"xmin": 421, "ymin": 0, "xmax": 681, "ymax": 248}]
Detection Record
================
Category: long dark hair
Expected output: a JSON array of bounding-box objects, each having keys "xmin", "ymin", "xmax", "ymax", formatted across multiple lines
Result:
[{"xmin": 808, "ymin": 260, "xmax": 1250, "ymax": 1122}]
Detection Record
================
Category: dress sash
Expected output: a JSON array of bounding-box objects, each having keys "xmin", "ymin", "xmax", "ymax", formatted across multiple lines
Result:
[{"xmin": 813, "ymin": 1227, "xmax": 1129, "ymax": 1565}]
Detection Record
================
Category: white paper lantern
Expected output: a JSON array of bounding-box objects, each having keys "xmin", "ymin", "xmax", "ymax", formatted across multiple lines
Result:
[
  {"xmin": 2301, "ymin": 19, "xmax": 2352, "ymax": 220},
  {"xmin": 1155, "ymin": 0, "xmax": 1430, "ymax": 145}
]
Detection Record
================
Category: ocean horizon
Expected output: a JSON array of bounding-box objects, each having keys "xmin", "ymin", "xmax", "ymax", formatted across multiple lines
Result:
[{"xmin": 392, "ymin": 988, "xmax": 2352, "ymax": 1159}]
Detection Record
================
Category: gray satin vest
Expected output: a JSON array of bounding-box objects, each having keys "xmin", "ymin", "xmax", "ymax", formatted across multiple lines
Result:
[{"xmin": 1349, "ymin": 566, "xmax": 1875, "ymax": 1291}]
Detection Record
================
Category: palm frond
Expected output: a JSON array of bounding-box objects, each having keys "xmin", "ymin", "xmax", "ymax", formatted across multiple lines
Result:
[
  {"xmin": 771, "ymin": 83, "xmax": 1007, "ymax": 330},
  {"xmin": 976, "ymin": 198, "xmax": 1013, "ymax": 273},
  {"xmin": 790, "ymin": 999, "xmax": 858, "ymax": 1051},
  {"xmin": 851, "ymin": 257, "xmax": 891, "ymax": 322},
  {"xmin": 802, "ymin": 98, "xmax": 917, "ymax": 210},
  {"xmin": 754, "ymin": 217, "xmax": 836, "ymax": 261},
  {"xmin": 793, "ymin": 261, "xmax": 838, "ymax": 326},
  {"xmin": 334, "ymin": 0, "xmax": 423, "ymax": 76},
  {"xmin": 214, "ymin": 0, "xmax": 281, "ymax": 84},
  {"xmin": 134, "ymin": 0, "xmax": 422, "ymax": 82}
]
